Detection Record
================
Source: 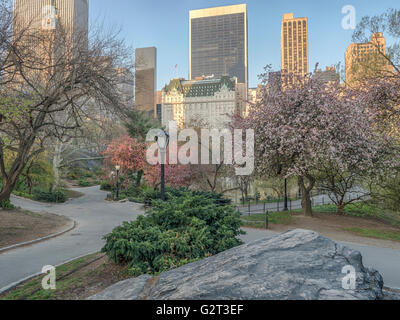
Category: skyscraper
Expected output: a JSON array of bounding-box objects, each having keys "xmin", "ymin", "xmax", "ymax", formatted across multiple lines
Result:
[
  {"xmin": 135, "ymin": 47, "xmax": 157, "ymax": 116},
  {"xmin": 13, "ymin": 0, "xmax": 89, "ymax": 42},
  {"xmin": 189, "ymin": 4, "xmax": 248, "ymax": 86},
  {"xmin": 281, "ymin": 13, "xmax": 308, "ymax": 86},
  {"xmin": 345, "ymin": 32, "xmax": 393, "ymax": 85}
]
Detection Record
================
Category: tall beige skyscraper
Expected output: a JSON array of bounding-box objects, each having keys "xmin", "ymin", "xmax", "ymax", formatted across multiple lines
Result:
[
  {"xmin": 13, "ymin": 0, "xmax": 89, "ymax": 42},
  {"xmin": 281, "ymin": 13, "xmax": 309, "ymax": 86}
]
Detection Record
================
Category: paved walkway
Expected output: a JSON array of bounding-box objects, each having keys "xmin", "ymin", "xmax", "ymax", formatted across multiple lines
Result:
[
  {"xmin": 240, "ymin": 228, "xmax": 400, "ymax": 289},
  {"xmin": 1, "ymin": 187, "xmax": 399, "ymax": 292},
  {"xmin": 0, "ymin": 186, "xmax": 143, "ymax": 291}
]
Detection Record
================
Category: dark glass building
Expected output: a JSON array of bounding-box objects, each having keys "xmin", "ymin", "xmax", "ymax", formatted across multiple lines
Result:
[{"xmin": 189, "ymin": 4, "xmax": 248, "ymax": 86}]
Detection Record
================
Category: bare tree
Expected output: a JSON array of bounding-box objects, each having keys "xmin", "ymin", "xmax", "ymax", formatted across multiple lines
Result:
[{"xmin": 0, "ymin": 3, "xmax": 132, "ymax": 202}]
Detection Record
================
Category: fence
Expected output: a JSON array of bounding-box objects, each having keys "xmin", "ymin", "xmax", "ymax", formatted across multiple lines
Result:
[{"xmin": 236, "ymin": 191, "xmax": 363, "ymax": 217}]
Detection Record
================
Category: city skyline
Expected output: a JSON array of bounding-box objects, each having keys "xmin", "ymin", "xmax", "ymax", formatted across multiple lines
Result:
[{"xmin": 90, "ymin": 0, "xmax": 399, "ymax": 90}]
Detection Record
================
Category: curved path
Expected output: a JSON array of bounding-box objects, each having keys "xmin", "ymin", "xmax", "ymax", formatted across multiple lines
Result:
[
  {"xmin": 240, "ymin": 228, "xmax": 400, "ymax": 290},
  {"xmin": 1, "ymin": 187, "xmax": 399, "ymax": 293},
  {"xmin": 0, "ymin": 186, "xmax": 143, "ymax": 291}
]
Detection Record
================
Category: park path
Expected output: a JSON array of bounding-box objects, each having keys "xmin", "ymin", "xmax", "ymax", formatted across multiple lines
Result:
[
  {"xmin": 1, "ymin": 187, "xmax": 399, "ymax": 292},
  {"xmin": 0, "ymin": 186, "xmax": 143, "ymax": 292},
  {"xmin": 240, "ymin": 228, "xmax": 400, "ymax": 290}
]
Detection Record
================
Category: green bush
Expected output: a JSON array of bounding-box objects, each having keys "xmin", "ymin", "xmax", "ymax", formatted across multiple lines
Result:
[
  {"xmin": 100, "ymin": 181, "xmax": 112, "ymax": 191},
  {"xmin": 0, "ymin": 199, "xmax": 15, "ymax": 209},
  {"xmin": 12, "ymin": 190, "xmax": 34, "ymax": 200},
  {"xmin": 139, "ymin": 187, "xmax": 232, "ymax": 207},
  {"xmin": 33, "ymin": 189, "xmax": 66, "ymax": 203},
  {"xmin": 78, "ymin": 178, "xmax": 91, "ymax": 187},
  {"xmin": 67, "ymin": 168, "xmax": 94, "ymax": 180},
  {"xmin": 102, "ymin": 192, "xmax": 244, "ymax": 275}
]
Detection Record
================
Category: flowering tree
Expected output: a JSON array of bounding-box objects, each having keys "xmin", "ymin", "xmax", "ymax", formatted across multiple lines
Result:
[
  {"xmin": 243, "ymin": 73, "xmax": 393, "ymax": 216},
  {"xmin": 102, "ymin": 134, "xmax": 146, "ymax": 187},
  {"xmin": 143, "ymin": 162, "xmax": 191, "ymax": 189},
  {"xmin": 143, "ymin": 144, "xmax": 192, "ymax": 189},
  {"xmin": 348, "ymin": 9, "xmax": 400, "ymax": 210}
]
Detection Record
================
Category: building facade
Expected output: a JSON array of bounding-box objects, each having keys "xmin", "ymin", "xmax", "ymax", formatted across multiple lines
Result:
[
  {"xmin": 189, "ymin": 4, "xmax": 248, "ymax": 87},
  {"xmin": 345, "ymin": 32, "xmax": 392, "ymax": 85},
  {"xmin": 281, "ymin": 13, "xmax": 309, "ymax": 87},
  {"xmin": 135, "ymin": 47, "xmax": 157, "ymax": 117},
  {"xmin": 161, "ymin": 76, "xmax": 238, "ymax": 129},
  {"xmin": 313, "ymin": 66, "xmax": 340, "ymax": 86},
  {"xmin": 13, "ymin": 0, "xmax": 89, "ymax": 43},
  {"xmin": 115, "ymin": 68, "xmax": 134, "ymax": 109}
]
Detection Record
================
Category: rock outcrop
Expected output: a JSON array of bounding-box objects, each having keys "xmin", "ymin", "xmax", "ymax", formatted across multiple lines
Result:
[{"xmin": 90, "ymin": 229, "xmax": 384, "ymax": 300}]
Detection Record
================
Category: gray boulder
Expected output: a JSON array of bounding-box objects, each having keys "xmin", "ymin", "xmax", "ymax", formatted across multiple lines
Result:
[{"xmin": 89, "ymin": 229, "xmax": 384, "ymax": 300}]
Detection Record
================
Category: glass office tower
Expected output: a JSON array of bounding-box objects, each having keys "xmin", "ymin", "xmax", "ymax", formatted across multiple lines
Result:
[{"xmin": 189, "ymin": 4, "xmax": 248, "ymax": 86}]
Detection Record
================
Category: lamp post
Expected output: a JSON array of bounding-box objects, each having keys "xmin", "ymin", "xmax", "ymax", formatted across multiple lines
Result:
[
  {"xmin": 115, "ymin": 165, "xmax": 120, "ymax": 200},
  {"xmin": 155, "ymin": 130, "xmax": 169, "ymax": 201},
  {"xmin": 284, "ymin": 178, "xmax": 289, "ymax": 211}
]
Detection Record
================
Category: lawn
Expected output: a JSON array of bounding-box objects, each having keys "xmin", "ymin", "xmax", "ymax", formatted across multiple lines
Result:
[
  {"xmin": 311, "ymin": 202, "xmax": 400, "ymax": 227},
  {"xmin": 61, "ymin": 189, "xmax": 84, "ymax": 199},
  {"xmin": 241, "ymin": 211, "xmax": 292, "ymax": 228},
  {"xmin": 345, "ymin": 228, "xmax": 400, "ymax": 242},
  {"xmin": 240, "ymin": 202, "xmax": 400, "ymax": 244}
]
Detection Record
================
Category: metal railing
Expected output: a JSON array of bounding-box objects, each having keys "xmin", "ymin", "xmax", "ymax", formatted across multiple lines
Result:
[{"xmin": 236, "ymin": 190, "xmax": 365, "ymax": 217}]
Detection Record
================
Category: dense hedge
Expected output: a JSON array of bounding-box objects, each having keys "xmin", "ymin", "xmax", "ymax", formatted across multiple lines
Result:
[
  {"xmin": 33, "ymin": 189, "xmax": 67, "ymax": 203},
  {"xmin": 102, "ymin": 192, "xmax": 243, "ymax": 276},
  {"xmin": 130, "ymin": 187, "xmax": 232, "ymax": 207}
]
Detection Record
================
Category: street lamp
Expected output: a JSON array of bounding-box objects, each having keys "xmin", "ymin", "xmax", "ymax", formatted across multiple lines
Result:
[
  {"xmin": 115, "ymin": 165, "xmax": 120, "ymax": 200},
  {"xmin": 155, "ymin": 130, "xmax": 169, "ymax": 201},
  {"xmin": 284, "ymin": 178, "xmax": 289, "ymax": 211}
]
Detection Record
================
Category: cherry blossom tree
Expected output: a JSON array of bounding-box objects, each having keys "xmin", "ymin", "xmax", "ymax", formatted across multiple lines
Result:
[{"xmin": 242, "ymin": 72, "xmax": 394, "ymax": 216}]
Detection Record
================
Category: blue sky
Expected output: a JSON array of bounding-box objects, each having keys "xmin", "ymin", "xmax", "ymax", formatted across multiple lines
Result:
[{"xmin": 90, "ymin": 0, "xmax": 399, "ymax": 89}]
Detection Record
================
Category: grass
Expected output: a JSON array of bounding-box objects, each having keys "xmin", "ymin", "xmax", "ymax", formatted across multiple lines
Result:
[
  {"xmin": 0, "ymin": 254, "xmax": 96, "ymax": 300},
  {"xmin": 310, "ymin": 202, "xmax": 400, "ymax": 227},
  {"xmin": 13, "ymin": 188, "xmax": 84, "ymax": 202},
  {"xmin": 61, "ymin": 189, "xmax": 84, "ymax": 199},
  {"xmin": 241, "ymin": 211, "xmax": 292, "ymax": 228},
  {"xmin": 0, "ymin": 252, "xmax": 131, "ymax": 300},
  {"xmin": 345, "ymin": 228, "xmax": 400, "ymax": 242}
]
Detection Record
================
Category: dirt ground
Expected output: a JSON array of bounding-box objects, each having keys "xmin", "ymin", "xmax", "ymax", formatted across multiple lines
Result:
[
  {"xmin": 0, "ymin": 209, "xmax": 71, "ymax": 249},
  {"xmin": 268, "ymin": 212, "xmax": 400, "ymax": 249},
  {"xmin": 65, "ymin": 254, "xmax": 129, "ymax": 300}
]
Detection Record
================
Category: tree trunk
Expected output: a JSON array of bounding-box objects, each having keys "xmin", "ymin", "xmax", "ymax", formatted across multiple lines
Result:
[
  {"xmin": 337, "ymin": 202, "xmax": 345, "ymax": 215},
  {"xmin": 0, "ymin": 185, "xmax": 13, "ymax": 203},
  {"xmin": 52, "ymin": 141, "xmax": 63, "ymax": 191},
  {"xmin": 136, "ymin": 170, "xmax": 143, "ymax": 187},
  {"xmin": 27, "ymin": 177, "xmax": 33, "ymax": 195},
  {"xmin": 298, "ymin": 175, "xmax": 315, "ymax": 217},
  {"xmin": 0, "ymin": 138, "xmax": 37, "ymax": 203},
  {"xmin": 0, "ymin": 171, "xmax": 22, "ymax": 203}
]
